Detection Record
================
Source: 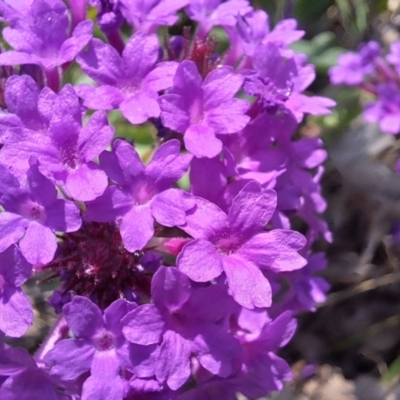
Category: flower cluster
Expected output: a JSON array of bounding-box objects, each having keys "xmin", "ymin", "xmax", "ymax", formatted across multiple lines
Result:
[
  {"xmin": 0, "ymin": 0, "xmax": 333, "ymax": 398},
  {"xmin": 329, "ymin": 40, "xmax": 400, "ymax": 134}
]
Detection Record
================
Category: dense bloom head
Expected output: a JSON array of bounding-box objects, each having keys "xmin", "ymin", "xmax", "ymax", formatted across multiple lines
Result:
[{"xmin": 0, "ymin": 1, "xmax": 333, "ymax": 398}]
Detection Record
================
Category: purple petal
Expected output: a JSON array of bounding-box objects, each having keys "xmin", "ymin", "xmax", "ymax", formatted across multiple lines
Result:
[
  {"xmin": 38, "ymin": 84, "xmax": 81, "ymax": 123},
  {"xmin": 0, "ymin": 50, "xmax": 40, "ymax": 67},
  {"xmin": 183, "ymin": 283, "xmax": 234, "ymax": 322},
  {"xmin": 195, "ymin": 327, "xmax": 241, "ymax": 377},
  {"xmin": 203, "ymin": 66, "xmax": 244, "ymax": 109},
  {"xmin": 146, "ymin": 139, "xmax": 192, "ymax": 187},
  {"xmin": 2, "ymin": 25, "xmax": 41, "ymax": 53},
  {"xmin": 206, "ymin": 98, "xmax": 250, "ymax": 134},
  {"xmin": 26, "ymin": 161, "xmax": 57, "ymax": 206},
  {"xmin": 19, "ymin": 222, "xmax": 56, "ymax": 265},
  {"xmin": 79, "ymin": 111, "xmax": 114, "ymax": 161},
  {"xmin": 4, "ymin": 75, "xmax": 41, "ymax": 129},
  {"xmin": 151, "ymin": 188, "xmax": 195, "ymax": 227},
  {"xmin": 177, "ymin": 239, "xmax": 223, "ymax": 282},
  {"xmin": 63, "ymin": 296, "xmax": 104, "ymax": 338},
  {"xmin": 122, "ymin": 304, "xmax": 165, "ymax": 345},
  {"xmin": 259, "ymin": 311, "xmax": 297, "ymax": 349},
  {"xmin": 0, "ymin": 287, "xmax": 33, "ymax": 337},
  {"xmin": 181, "ymin": 196, "xmax": 227, "ymax": 239},
  {"xmin": 78, "ymin": 84, "xmax": 124, "ymax": 110},
  {"xmin": 228, "ymin": 182, "xmax": 276, "ymax": 237},
  {"xmin": 85, "ymin": 187, "xmax": 132, "ymax": 222},
  {"xmin": 240, "ymin": 230, "xmax": 307, "ymax": 272},
  {"xmin": 151, "ymin": 266, "xmax": 191, "ymax": 312},
  {"xmin": 100, "ymin": 139, "xmax": 145, "ymax": 185},
  {"xmin": 59, "ymin": 20, "xmax": 93, "ymax": 64},
  {"xmin": 44, "ymin": 339, "xmax": 94, "ymax": 380},
  {"xmin": 174, "ymin": 60, "xmax": 202, "ymax": 92},
  {"xmin": 143, "ymin": 61, "xmax": 178, "ymax": 92},
  {"xmin": 104, "ymin": 299, "xmax": 138, "ymax": 336},
  {"xmin": 122, "ymin": 32, "xmax": 159, "ymax": 82},
  {"xmin": 184, "ymin": 124, "xmax": 222, "ymax": 158},
  {"xmin": 65, "ymin": 162, "xmax": 108, "ymax": 202},
  {"xmin": 155, "ymin": 330, "xmax": 191, "ymax": 390},
  {"xmin": 45, "ymin": 199, "xmax": 81, "ymax": 232},
  {"xmin": 118, "ymin": 342, "xmax": 159, "ymax": 378},
  {"xmin": 120, "ymin": 205, "xmax": 154, "ymax": 251},
  {"xmin": 82, "ymin": 350, "xmax": 125, "ymax": 400},
  {"xmin": 159, "ymin": 93, "xmax": 190, "ymax": 133},
  {"xmin": 0, "ymin": 245, "xmax": 32, "ymax": 286},
  {"xmin": 77, "ymin": 38, "xmax": 123, "ymax": 85},
  {"xmin": 119, "ymin": 91, "xmax": 160, "ymax": 124},
  {"xmin": 223, "ymin": 255, "xmax": 272, "ymax": 308}
]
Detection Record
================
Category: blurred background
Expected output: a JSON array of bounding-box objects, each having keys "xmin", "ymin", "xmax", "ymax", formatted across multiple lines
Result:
[{"xmin": 257, "ymin": 1, "xmax": 400, "ymax": 399}]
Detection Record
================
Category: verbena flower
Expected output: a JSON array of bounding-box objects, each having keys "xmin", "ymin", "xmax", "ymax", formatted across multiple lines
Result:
[
  {"xmin": 178, "ymin": 181, "xmax": 306, "ymax": 308},
  {"xmin": 0, "ymin": 160, "xmax": 81, "ymax": 264},
  {"xmin": 85, "ymin": 139, "xmax": 194, "ymax": 251},
  {"xmin": 0, "ymin": 0, "xmax": 92, "ymax": 89},
  {"xmin": 76, "ymin": 33, "xmax": 178, "ymax": 124},
  {"xmin": 159, "ymin": 60, "xmax": 250, "ymax": 158}
]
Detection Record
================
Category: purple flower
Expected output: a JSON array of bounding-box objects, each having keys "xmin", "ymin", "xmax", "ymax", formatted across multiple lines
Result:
[
  {"xmin": 364, "ymin": 82, "xmax": 400, "ymax": 134},
  {"xmin": 119, "ymin": 0, "xmax": 188, "ymax": 34},
  {"xmin": 76, "ymin": 33, "xmax": 177, "ymax": 124},
  {"xmin": 122, "ymin": 267, "xmax": 241, "ymax": 390},
  {"xmin": 0, "ymin": 245, "xmax": 32, "ymax": 337},
  {"xmin": 0, "ymin": 0, "xmax": 93, "ymax": 71},
  {"xmin": 0, "ymin": 341, "xmax": 74, "ymax": 400},
  {"xmin": 387, "ymin": 40, "xmax": 400, "ymax": 75},
  {"xmin": 233, "ymin": 310, "xmax": 296, "ymax": 398},
  {"xmin": 222, "ymin": 112, "xmax": 295, "ymax": 189},
  {"xmin": 0, "ymin": 0, "xmax": 33, "ymax": 21},
  {"xmin": 276, "ymin": 252, "xmax": 329, "ymax": 313},
  {"xmin": 329, "ymin": 41, "xmax": 380, "ymax": 85},
  {"xmin": 88, "ymin": 0, "xmax": 123, "ymax": 32},
  {"xmin": 0, "ymin": 84, "xmax": 114, "ymax": 201},
  {"xmin": 243, "ymin": 42, "xmax": 297, "ymax": 111},
  {"xmin": 85, "ymin": 139, "xmax": 194, "ymax": 252},
  {"xmin": 0, "ymin": 161, "xmax": 81, "ymax": 264},
  {"xmin": 186, "ymin": 0, "xmax": 251, "ymax": 39},
  {"xmin": 177, "ymin": 181, "xmax": 306, "ymax": 308},
  {"xmin": 226, "ymin": 9, "xmax": 304, "ymax": 62},
  {"xmin": 1, "ymin": 75, "xmax": 43, "ymax": 131},
  {"xmin": 285, "ymin": 59, "xmax": 336, "ymax": 121},
  {"xmin": 159, "ymin": 60, "xmax": 250, "ymax": 158},
  {"xmin": 45, "ymin": 296, "xmax": 156, "ymax": 400},
  {"xmin": 0, "ymin": 75, "xmax": 46, "ymax": 147}
]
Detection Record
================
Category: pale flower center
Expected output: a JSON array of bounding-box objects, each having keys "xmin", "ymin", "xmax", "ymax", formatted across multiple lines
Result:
[
  {"xmin": 214, "ymin": 229, "xmax": 242, "ymax": 255},
  {"xmin": 20, "ymin": 201, "xmax": 46, "ymax": 223},
  {"xmin": 93, "ymin": 330, "xmax": 116, "ymax": 351}
]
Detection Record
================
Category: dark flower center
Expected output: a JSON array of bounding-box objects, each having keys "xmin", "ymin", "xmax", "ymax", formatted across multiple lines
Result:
[
  {"xmin": 43, "ymin": 222, "xmax": 152, "ymax": 309},
  {"xmin": 93, "ymin": 330, "xmax": 116, "ymax": 351}
]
